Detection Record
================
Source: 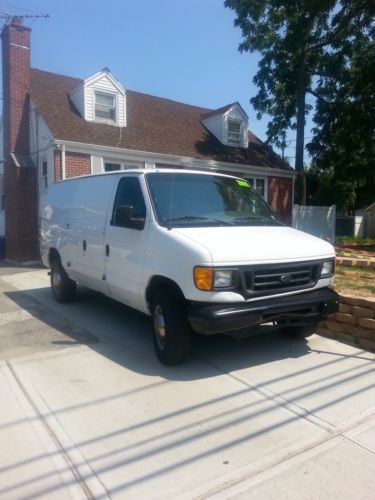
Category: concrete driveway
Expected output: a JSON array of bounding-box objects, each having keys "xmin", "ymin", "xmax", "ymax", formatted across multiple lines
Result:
[{"xmin": 0, "ymin": 265, "xmax": 375, "ymax": 499}]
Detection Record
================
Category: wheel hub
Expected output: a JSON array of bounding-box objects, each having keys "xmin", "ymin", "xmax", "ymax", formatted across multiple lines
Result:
[{"xmin": 154, "ymin": 305, "xmax": 166, "ymax": 349}]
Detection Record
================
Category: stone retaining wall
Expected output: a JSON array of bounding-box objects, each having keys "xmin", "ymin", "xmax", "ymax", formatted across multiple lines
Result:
[
  {"xmin": 336, "ymin": 256, "xmax": 375, "ymax": 268},
  {"xmin": 319, "ymin": 293, "xmax": 375, "ymax": 352}
]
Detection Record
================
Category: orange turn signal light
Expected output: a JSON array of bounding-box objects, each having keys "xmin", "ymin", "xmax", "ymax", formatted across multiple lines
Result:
[{"xmin": 194, "ymin": 267, "xmax": 213, "ymax": 291}]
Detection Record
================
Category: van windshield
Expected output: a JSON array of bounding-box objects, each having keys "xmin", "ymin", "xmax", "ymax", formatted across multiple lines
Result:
[{"xmin": 146, "ymin": 172, "xmax": 282, "ymax": 228}]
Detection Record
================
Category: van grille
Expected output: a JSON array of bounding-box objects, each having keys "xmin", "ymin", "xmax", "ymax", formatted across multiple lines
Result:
[{"xmin": 242, "ymin": 262, "xmax": 321, "ymax": 297}]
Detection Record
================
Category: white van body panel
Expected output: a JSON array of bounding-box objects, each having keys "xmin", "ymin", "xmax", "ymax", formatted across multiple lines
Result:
[
  {"xmin": 173, "ymin": 226, "xmax": 334, "ymax": 265},
  {"xmin": 104, "ymin": 174, "xmax": 151, "ymax": 308},
  {"xmin": 41, "ymin": 169, "xmax": 336, "ymax": 318},
  {"xmin": 70, "ymin": 175, "xmax": 117, "ymax": 292},
  {"xmin": 138, "ymin": 222, "xmax": 213, "ymax": 312}
]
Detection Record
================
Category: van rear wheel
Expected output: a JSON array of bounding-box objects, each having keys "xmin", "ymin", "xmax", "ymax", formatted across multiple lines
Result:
[
  {"xmin": 50, "ymin": 258, "xmax": 76, "ymax": 303},
  {"xmin": 151, "ymin": 289, "xmax": 191, "ymax": 365}
]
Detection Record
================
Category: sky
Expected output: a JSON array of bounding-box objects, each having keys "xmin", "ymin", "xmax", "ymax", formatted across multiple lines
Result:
[{"xmin": 0, "ymin": 0, "xmax": 300, "ymax": 163}]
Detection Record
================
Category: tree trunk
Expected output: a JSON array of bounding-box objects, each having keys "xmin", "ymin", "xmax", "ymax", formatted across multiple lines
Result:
[{"xmin": 295, "ymin": 49, "xmax": 307, "ymax": 205}]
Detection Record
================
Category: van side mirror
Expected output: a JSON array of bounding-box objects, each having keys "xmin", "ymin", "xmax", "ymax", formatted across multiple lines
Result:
[{"xmin": 114, "ymin": 205, "xmax": 145, "ymax": 230}]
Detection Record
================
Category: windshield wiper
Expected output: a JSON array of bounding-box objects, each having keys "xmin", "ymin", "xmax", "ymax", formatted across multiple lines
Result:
[
  {"xmin": 233, "ymin": 216, "xmax": 283, "ymax": 225},
  {"xmin": 165, "ymin": 216, "xmax": 234, "ymax": 226}
]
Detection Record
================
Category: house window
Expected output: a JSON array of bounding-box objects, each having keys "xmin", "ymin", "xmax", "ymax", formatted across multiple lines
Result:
[
  {"xmin": 104, "ymin": 160, "xmax": 142, "ymax": 172},
  {"xmin": 105, "ymin": 162, "xmax": 121, "ymax": 172},
  {"xmin": 42, "ymin": 161, "xmax": 48, "ymax": 190},
  {"xmin": 246, "ymin": 177, "xmax": 266, "ymax": 200},
  {"xmin": 95, "ymin": 92, "xmax": 116, "ymax": 122},
  {"xmin": 228, "ymin": 120, "xmax": 241, "ymax": 146},
  {"xmin": 0, "ymin": 174, "xmax": 4, "ymax": 211}
]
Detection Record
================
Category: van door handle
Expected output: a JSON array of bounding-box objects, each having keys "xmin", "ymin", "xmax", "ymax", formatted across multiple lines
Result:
[
  {"xmin": 83, "ymin": 240, "xmax": 87, "ymax": 252},
  {"xmin": 106, "ymin": 244, "xmax": 110, "ymax": 257}
]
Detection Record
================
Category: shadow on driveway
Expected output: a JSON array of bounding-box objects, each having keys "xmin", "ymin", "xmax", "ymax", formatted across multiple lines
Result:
[{"xmin": 4, "ymin": 284, "xmax": 312, "ymax": 381}]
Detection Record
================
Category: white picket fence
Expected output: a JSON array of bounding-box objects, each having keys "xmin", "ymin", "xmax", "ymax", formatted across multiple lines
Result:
[{"xmin": 292, "ymin": 205, "xmax": 336, "ymax": 243}]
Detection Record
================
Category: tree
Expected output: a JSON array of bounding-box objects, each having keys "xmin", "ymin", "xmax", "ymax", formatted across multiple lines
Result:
[
  {"xmin": 307, "ymin": 11, "xmax": 375, "ymax": 212},
  {"xmin": 225, "ymin": 0, "xmax": 375, "ymax": 205}
]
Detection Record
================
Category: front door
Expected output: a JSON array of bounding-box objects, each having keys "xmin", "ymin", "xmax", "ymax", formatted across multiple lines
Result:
[{"xmin": 104, "ymin": 175, "xmax": 148, "ymax": 309}]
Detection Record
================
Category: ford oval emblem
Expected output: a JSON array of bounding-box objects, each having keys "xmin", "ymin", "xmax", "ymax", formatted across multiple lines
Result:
[{"xmin": 280, "ymin": 274, "xmax": 292, "ymax": 283}]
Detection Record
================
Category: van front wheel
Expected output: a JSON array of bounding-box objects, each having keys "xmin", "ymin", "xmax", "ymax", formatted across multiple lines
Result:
[
  {"xmin": 50, "ymin": 258, "xmax": 76, "ymax": 303},
  {"xmin": 151, "ymin": 289, "xmax": 191, "ymax": 365}
]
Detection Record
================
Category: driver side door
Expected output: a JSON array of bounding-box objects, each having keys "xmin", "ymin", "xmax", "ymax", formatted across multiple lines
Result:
[{"xmin": 104, "ymin": 175, "xmax": 149, "ymax": 309}]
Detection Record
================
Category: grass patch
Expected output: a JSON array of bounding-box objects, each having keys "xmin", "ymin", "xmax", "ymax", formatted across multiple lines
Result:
[
  {"xmin": 336, "ymin": 236, "xmax": 375, "ymax": 246},
  {"xmin": 333, "ymin": 265, "xmax": 375, "ymax": 297}
]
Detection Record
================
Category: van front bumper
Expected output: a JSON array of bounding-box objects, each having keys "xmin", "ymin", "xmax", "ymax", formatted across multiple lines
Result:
[{"xmin": 187, "ymin": 288, "xmax": 339, "ymax": 334}]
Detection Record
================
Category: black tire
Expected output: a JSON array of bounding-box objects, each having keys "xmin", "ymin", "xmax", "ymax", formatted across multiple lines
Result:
[
  {"xmin": 278, "ymin": 322, "xmax": 318, "ymax": 339},
  {"xmin": 50, "ymin": 258, "xmax": 77, "ymax": 303},
  {"xmin": 151, "ymin": 288, "xmax": 191, "ymax": 365}
]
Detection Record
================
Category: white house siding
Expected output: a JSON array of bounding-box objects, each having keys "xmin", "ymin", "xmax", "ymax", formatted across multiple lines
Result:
[
  {"xmin": 202, "ymin": 114, "xmax": 225, "ymax": 144},
  {"xmin": 85, "ymin": 74, "xmax": 126, "ymax": 126},
  {"xmin": 29, "ymin": 100, "xmax": 55, "ymax": 217}
]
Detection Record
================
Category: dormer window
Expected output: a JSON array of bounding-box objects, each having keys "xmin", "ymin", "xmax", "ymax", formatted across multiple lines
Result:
[
  {"xmin": 228, "ymin": 120, "xmax": 241, "ymax": 146},
  {"xmin": 69, "ymin": 69, "xmax": 126, "ymax": 126},
  {"xmin": 95, "ymin": 91, "xmax": 116, "ymax": 122},
  {"xmin": 201, "ymin": 103, "xmax": 248, "ymax": 148}
]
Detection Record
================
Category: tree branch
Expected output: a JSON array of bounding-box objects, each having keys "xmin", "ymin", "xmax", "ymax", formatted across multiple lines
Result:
[
  {"xmin": 306, "ymin": 88, "xmax": 332, "ymax": 105},
  {"xmin": 307, "ymin": 0, "xmax": 364, "ymax": 52}
]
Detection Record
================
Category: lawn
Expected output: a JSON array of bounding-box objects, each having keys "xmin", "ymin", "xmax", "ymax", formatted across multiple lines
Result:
[{"xmin": 333, "ymin": 265, "xmax": 375, "ymax": 298}]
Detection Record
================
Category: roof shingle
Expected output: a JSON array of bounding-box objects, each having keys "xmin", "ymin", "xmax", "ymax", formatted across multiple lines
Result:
[{"xmin": 29, "ymin": 68, "xmax": 292, "ymax": 171}]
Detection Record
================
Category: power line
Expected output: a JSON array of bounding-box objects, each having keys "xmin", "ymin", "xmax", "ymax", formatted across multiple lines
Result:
[{"xmin": 0, "ymin": 12, "xmax": 49, "ymax": 21}]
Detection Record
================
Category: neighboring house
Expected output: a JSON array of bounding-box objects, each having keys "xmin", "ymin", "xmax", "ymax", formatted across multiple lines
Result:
[{"xmin": 0, "ymin": 17, "xmax": 295, "ymax": 262}]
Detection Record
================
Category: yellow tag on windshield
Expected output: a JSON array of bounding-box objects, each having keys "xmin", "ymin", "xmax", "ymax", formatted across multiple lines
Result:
[{"xmin": 236, "ymin": 179, "xmax": 250, "ymax": 188}]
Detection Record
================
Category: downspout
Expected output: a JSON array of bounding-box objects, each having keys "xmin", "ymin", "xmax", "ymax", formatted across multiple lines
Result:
[{"xmin": 61, "ymin": 144, "xmax": 66, "ymax": 179}]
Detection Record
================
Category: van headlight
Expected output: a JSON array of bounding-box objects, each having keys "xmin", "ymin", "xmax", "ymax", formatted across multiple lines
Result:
[
  {"xmin": 194, "ymin": 267, "xmax": 234, "ymax": 290},
  {"xmin": 213, "ymin": 270, "xmax": 233, "ymax": 288},
  {"xmin": 321, "ymin": 259, "xmax": 335, "ymax": 277}
]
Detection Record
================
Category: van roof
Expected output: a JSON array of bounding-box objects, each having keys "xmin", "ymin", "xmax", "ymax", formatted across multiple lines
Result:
[{"xmin": 54, "ymin": 168, "xmax": 242, "ymax": 184}]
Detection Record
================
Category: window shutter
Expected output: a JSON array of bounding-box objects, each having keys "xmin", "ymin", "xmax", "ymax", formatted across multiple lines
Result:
[{"xmin": 91, "ymin": 156, "xmax": 103, "ymax": 174}]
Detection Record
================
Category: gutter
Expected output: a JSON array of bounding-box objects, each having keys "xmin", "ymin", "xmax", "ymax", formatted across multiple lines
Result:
[
  {"xmin": 53, "ymin": 139, "xmax": 296, "ymax": 179},
  {"xmin": 61, "ymin": 143, "xmax": 66, "ymax": 180}
]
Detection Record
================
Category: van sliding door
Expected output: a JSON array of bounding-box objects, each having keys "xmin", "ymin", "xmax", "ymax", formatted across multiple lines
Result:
[{"xmin": 70, "ymin": 175, "xmax": 117, "ymax": 292}]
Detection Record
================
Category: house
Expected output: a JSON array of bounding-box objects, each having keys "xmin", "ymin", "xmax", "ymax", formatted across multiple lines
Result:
[{"xmin": 0, "ymin": 17, "xmax": 295, "ymax": 262}]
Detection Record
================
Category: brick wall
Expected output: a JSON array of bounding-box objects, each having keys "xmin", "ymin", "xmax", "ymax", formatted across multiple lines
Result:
[
  {"xmin": 53, "ymin": 151, "xmax": 91, "ymax": 181},
  {"xmin": 268, "ymin": 176, "xmax": 293, "ymax": 224},
  {"xmin": 65, "ymin": 152, "xmax": 91, "ymax": 178},
  {"xmin": 1, "ymin": 18, "xmax": 31, "ymax": 156},
  {"xmin": 1, "ymin": 18, "xmax": 39, "ymax": 261},
  {"xmin": 4, "ymin": 158, "xmax": 38, "ymax": 261}
]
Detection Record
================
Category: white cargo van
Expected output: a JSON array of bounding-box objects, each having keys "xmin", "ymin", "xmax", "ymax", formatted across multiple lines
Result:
[{"xmin": 41, "ymin": 169, "xmax": 338, "ymax": 364}]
